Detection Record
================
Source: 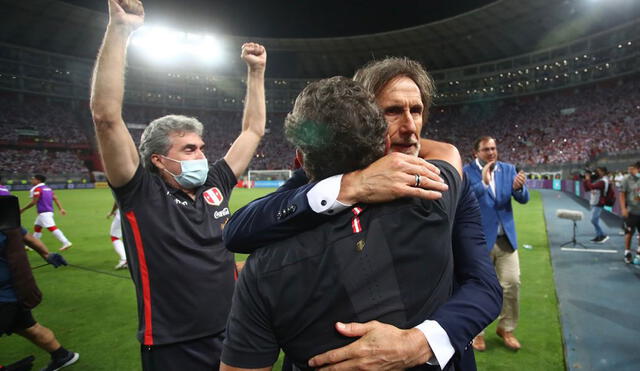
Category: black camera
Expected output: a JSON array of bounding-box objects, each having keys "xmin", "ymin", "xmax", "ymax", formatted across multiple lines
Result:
[{"xmin": 580, "ymin": 168, "xmax": 597, "ymax": 180}]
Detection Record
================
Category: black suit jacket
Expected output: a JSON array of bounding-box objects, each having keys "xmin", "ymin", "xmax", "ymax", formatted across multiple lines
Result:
[{"xmin": 224, "ymin": 167, "xmax": 501, "ymax": 370}]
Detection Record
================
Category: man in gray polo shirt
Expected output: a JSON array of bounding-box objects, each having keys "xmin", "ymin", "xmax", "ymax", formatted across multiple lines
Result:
[{"xmin": 620, "ymin": 161, "xmax": 640, "ymax": 264}]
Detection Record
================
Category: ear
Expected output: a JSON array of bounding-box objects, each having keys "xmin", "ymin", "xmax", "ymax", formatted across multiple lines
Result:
[{"xmin": 150, "ymin": 154, "xmax": 165, "ymax": 170}]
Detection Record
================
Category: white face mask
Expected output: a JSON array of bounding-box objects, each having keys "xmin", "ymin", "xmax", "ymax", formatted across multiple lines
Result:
[{"xmin": 161, "ymin": 156, "xmax": 209, "ymax": 188}]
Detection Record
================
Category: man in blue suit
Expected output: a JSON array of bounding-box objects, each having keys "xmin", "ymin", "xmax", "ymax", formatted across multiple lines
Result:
[
  {"xmin": 224, "ymin": 58, "xmax": 502, "ymax": 370},
  {"xmin": 463, "ymin": 135, "xmax": 529, "ymax": 352}
]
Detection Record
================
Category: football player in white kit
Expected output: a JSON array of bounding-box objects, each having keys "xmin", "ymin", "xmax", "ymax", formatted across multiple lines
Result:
[
  {"xmin": 20, "ymin": 175, "xmax": 72, "ymax": 251},
  {"xmin": 107, "ymin": 202, "xmax": 127, "ymax": 269}
]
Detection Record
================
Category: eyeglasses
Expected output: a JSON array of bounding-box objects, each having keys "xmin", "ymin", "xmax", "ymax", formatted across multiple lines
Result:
[{"xmin": 480, "ymin": 147, "xmax": 496, "ymax": 152}]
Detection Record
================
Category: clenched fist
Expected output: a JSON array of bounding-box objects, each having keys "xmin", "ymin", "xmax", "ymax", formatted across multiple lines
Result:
[
  {"xmin": 108, "ymin": 0, "xmax": 145, "ymax": 30},
  {"xmin": 241, "ymin": 42, "xmax": 267, "ymax": 71}
]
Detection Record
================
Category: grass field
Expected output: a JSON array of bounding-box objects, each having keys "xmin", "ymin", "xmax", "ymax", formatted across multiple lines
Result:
[{"xmin": 2, "ymin": 188, "xmax": 564, "ymax": 370}]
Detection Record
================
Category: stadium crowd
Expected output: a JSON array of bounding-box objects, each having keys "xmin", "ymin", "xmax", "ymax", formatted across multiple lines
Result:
[
  {"xmin": 429, "ymin": 77, "xmax": 640, "ymax": 166},
  {"xmin": 0, "ymin": 96, "xmax": 89, "ymax": 144},
  {"xmin": 1, "ymin": 76, "xmax": 638, "ymax": 175},
  {"xmin": 0, "ymin": 149, "xmax": 88, "ymax": 176}
]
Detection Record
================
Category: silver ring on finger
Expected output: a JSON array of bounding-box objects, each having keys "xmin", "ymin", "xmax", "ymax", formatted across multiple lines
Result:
[{"xmin": 415, "ymin": 174, "xmax": 421, "ymax": 187}]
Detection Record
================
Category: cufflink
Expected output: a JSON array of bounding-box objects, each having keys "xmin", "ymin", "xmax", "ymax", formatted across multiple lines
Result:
[{"xmin": 321, "ymin": 200, "xmax": 327, "ymax": 206}]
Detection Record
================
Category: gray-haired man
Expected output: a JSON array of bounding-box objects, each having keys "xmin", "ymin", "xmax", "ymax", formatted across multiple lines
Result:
[
  {"xmin": 221, "ymin": 76, "xmax": 464, "ymax": 371},
  {"xmin": 90, "ymin": 1, "xmax": 266, "ymax": 369}
]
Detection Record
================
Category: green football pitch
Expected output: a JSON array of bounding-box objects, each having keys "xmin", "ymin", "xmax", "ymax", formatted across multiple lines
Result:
[{"xmin": 2, "ymin": 188, "xmax": 563, "ymax": 370}]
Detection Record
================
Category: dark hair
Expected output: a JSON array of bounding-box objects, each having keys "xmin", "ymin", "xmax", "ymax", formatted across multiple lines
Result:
[
  {"xmin": 632, "ymin": 161, "xmax": 640, "ymax": 169},
  {"xmin": 596, "ymin": 167, "xmax": 608, "ymax": 175},
  {"xmin": 285, "ymin": 76, "xmax": 387, "ymax": 181},
  {"xmin": 34, "ymin": 174, "xmax": 46, "ymax": 183},
  {"xmin": 473, "ymin": 136, "xmax": 496, "ymax": 152},
  {"xmin": 353, "ymin": 57, "xmax": 436, "ymax": 125}
]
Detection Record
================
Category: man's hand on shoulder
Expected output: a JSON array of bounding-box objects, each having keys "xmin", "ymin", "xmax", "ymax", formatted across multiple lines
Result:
[
  {"xmin": 338, "ymin": 152, "xmax": 448, "ymax": 205},
  {"xmin": 308, "ymin": 321, "xmax": 432, "ymax": 370}
]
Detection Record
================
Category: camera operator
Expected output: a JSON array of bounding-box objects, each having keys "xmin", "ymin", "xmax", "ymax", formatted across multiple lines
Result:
[{"xmin": 583, "ymin": 167, "xmax": 610, "ymax": 243}]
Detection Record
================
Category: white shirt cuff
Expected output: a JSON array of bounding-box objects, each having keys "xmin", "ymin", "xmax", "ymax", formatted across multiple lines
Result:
[
  {"xmin": 307, "ymin": 174, "xmax": 351, "ymax": 215},
  {"xmin": 415, "ymin": 320, "xmax": 455, "ymax": 369}
]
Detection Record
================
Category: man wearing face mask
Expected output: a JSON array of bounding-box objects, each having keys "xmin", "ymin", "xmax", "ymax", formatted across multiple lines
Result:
[{"xmin": 89, "ymin": 1, "xmax": 266, "ymax": 370}]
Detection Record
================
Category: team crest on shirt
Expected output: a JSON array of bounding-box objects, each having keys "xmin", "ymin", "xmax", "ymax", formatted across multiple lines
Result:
[{"xmin": 203, "ymin": 187, "xmax": 224, "ymax": 206}]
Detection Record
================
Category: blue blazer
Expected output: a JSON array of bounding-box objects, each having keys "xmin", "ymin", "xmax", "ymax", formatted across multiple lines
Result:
[
  {"xmin": 224, "ymin": 168, "xmax": 502, "ymax": 370},
  {"xmin": 462, "ymin": 161, "xmax": 529, "ymax": 251}
]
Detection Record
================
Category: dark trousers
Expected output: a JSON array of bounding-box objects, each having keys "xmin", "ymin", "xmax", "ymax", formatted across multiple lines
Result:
[{"xmin": 141, "ymin": 332, "xmax": 224, "ymax": 371}]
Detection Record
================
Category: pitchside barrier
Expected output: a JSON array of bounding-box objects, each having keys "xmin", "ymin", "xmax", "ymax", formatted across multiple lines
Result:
[
  {"xmin": 252, "ymin": 180, "xmax": 286, "ymax": 188},
  {"xmin": 6, "ymin": 182, "xmax": 96, "ymax": 191},
  {"xmin": 243, "ymin": 169, "xmax": 292, "ymax": 188},
  {"xmin": 527, "ymin": 179, "xmax": 621, "ymax": 215}
]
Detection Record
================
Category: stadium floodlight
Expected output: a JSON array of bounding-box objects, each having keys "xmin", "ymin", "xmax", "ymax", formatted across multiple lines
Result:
[
  {"xmin": 194, "ymin": 35, "xmax": 224, "ymax": 65},
  {"xmin": 131, "ymin": 25, "xmax": 225, "ymax": 66},
  {"xmin": 131, "ymin": 26, "xmax": 181, "ymax": 62}
]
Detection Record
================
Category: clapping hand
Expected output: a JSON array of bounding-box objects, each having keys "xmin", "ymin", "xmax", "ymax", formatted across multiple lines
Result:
[{"xmin": 513, "ymin": 171, "xmax": 526, "ymax": 190}]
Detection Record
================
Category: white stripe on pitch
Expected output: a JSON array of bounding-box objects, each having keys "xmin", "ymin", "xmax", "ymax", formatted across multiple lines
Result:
[{"xmin": 561, "ymin": 247, "xmax": 617, "ymax": 253}]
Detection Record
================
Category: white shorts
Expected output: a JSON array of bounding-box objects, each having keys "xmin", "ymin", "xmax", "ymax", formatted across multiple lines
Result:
[
  {"xmin": 35, "ymin": 212, "xmax": 56, "ymax": 228},
  {"xmin": 110, "ymin": 210, "xmax": 122, "ymax": 239}
]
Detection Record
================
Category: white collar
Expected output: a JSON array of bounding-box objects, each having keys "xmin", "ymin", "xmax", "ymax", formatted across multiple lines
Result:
[{"xmin": 475, "ymin": 159, "xmax": 499, "ymax": 171}]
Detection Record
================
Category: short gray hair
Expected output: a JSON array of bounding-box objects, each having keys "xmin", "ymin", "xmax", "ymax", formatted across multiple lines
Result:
[
  {"xmin": 139, "ymin": 115, "xmax": 204, "ymax": 173},
  {"xmin": 285, "ymin": 76, "xmax": 387, "ymax": 181}
]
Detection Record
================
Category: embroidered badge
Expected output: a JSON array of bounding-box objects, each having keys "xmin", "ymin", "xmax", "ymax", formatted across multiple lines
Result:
[{"xmin": 203, "ymin": 187, "xmax": 224, "ymax": 206}]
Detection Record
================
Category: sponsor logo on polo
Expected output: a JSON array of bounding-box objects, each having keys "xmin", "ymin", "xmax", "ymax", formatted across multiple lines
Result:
[
  {"xmin": 214, "ymin": 207, "xmax": 230, "ymax": 219},
  {"xmin": 203, "ymin": 187, "xmax": 224, "ymax": 206}
]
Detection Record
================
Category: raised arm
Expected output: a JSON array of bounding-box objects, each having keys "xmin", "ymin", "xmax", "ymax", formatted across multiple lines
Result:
[
  {"xmin": 90, "ymin": 0, "xmax": 144, "ymax": 188},
  {"xmin": 223, "ymin": 43, "xmax": 267, "ymax": 178}
]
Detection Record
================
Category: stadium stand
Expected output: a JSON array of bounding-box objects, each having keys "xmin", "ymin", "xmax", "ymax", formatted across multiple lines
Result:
[
  {"xmin": 429, "ymin": 76, "xmax": 640, "ymax": 166},
  {"xmin": 0, "ymin": 0, "xmax": 638, "ymax": 179}
]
